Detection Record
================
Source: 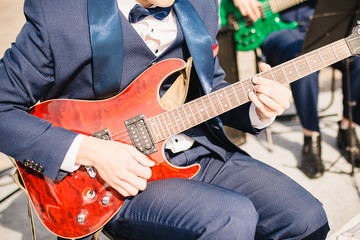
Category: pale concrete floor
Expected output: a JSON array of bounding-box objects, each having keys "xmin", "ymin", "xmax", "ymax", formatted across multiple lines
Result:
[{"xmin": 1, "ymin": 0, "xmax": 360, "ymax": 239}]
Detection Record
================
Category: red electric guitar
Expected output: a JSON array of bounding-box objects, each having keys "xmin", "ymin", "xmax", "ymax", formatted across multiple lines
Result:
[{"xmin": 16, "ymin": 26, "xmax": 360, "ymax": 239}]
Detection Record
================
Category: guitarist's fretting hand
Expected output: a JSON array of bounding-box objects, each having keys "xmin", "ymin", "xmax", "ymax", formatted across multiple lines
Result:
[
  {"xmin": 233, "ymin": 0, "xmax": 262, "ymax": 22},
  {"xmin": 76, "ymin": 136, "xmax": 155, "ymax": 197},
  {"xmin": 249, "ymin": 63, "xmax": 292, "ymax": 121}
]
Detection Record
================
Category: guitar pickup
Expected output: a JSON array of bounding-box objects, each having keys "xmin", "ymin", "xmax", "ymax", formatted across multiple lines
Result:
[
  {"xmin": 124, "ymin": 115, "xmax": 157, "ymax": 156},
  {"xmin": 243, "ymin": 16, "xmax": 254, "ymax": 27}
]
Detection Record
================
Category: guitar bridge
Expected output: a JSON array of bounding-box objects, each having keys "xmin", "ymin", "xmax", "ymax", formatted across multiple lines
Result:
[
  {"xmin": 125, "ymin": 114, "xmax": 157, "ymax": 155},
  {"xmin": 91, "ymin": 129, "xmax": 112, "ymax": 140},
  {"xmin": 81, "ymin": 129, "xmax": 113, "ymax": 178}
]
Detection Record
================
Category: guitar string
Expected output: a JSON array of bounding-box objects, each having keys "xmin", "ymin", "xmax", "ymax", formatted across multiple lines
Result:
[
  {"xmin": 108, "ymin": 86, "xmax": 249, "ymax": 143},
  {"xmin": 260, "ymin": 0, "xmax": 306, "ymax": 16},
  {"xmin": 103, "ymin": 57, "xmax": 320, "ymax": 142},
  {"xmin": 104, "ymin": 38, "xmax": 355, "ymax": 143}
]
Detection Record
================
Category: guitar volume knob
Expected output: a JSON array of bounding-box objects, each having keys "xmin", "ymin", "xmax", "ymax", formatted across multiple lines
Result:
[
  {"xmin": 101, "ymin": 196, "xmax": 110, "ymax": 205},
  {"xmin": 86, "ymin": 190, "xmax": 96, "ymax": 199},
  {"xmin": 77, "ymin": 213, "xmax": 86, "ymax": 223}
]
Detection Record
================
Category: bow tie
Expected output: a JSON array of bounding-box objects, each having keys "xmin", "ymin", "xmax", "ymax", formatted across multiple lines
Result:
[{"xmin": 128, "ymin": 4, "xmax": 172, "ymax": 23}]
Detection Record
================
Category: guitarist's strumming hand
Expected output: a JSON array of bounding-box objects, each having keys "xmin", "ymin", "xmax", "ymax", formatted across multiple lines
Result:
[
  {"xmin": 233, "ymin": 0, "xmax": 262, "ymax": 22},
  {"xmin": 76, "ymin": 136, "xmax": 155, "ymax": 197},
  {"xmin": 249, "ymin": 63, "xmax": 292, "ymax": 121}
]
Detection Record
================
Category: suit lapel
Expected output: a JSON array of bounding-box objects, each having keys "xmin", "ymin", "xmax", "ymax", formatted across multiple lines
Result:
[
  {"xmin": 87, "ymin": 0, "xmax": 214, "ymax": 97},
  {"xmin": 173, "ymin": 0, "xmax": 214, "ymax": 94},
  {"xmin": 174, "ymin": 0, "xmax": 232, "ymax": 147},
  {"xmin": 87, "ymin": 0, "xmax": 123, "ymax": 98}
]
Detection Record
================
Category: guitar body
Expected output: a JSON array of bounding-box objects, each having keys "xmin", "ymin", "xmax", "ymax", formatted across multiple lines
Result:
[
  {"xmin": 15, "ymin": 59, "xmax": 201, "ymax": 239},
  {"xmin": 219, "ymin": 0, "xmax": 298, "ymax": 51}
]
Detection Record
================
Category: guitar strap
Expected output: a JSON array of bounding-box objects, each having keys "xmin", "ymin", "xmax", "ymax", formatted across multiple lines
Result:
[
  {"xmin": 11, "ymin": 158, "xmax": 37, "ymax": 240},
  {"xmin": 160, "ymin": 57, "xmax": 192, "ymax": 109}
]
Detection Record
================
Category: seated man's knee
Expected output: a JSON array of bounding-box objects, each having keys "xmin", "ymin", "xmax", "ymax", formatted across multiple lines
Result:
[
  {"xmin": 203, "ymin": 194, "xmax": 258, "ymax": 239},
  {"xmin": 280, "ymin": 201, "xmax": 328, "ymax": 239}
]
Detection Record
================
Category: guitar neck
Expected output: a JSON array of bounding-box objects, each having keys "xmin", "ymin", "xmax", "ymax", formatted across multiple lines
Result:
[
  {"xmin": 147, "ymin": 38, "xmax": 353, "ymax": 143},
  {"xmin": 267, "ymin": 0, "xmax": 307, "ymax": 14}
]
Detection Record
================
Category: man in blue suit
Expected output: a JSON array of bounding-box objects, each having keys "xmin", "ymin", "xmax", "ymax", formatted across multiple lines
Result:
[
  {"xmin": 0, "ymin": 0, "xmax": 329, "ymax": 239},
  {"xmin": 233, "ymin": 0, "xmax": 360, "ymax": 179}
]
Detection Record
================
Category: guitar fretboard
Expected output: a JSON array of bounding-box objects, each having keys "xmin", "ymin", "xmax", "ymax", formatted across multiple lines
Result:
[
  {"xmin": 268, "ymin": 0, "xmax": 306, "ymax": 14},
  {"xmin": 147, "ymin": 38, "xmax": 352, "ymax": 143}
]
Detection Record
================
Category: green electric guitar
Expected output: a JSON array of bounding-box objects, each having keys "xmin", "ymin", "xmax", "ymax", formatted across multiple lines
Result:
[{"xmin": 220, "ymin": 0, "xmax": 307, "ymax": 51}]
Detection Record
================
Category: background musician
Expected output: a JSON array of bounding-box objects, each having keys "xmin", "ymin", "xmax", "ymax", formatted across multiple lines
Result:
[{"xmin": 232, "ymin": 0, "xmax": 360, "ymax": 179}]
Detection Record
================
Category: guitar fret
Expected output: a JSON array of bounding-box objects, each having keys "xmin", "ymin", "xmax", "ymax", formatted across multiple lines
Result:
[
  {"xmin": 239, "ymin": 81, "xmax": 249, "ymax": 101},
  {"xmin": 193, "ymin": 100, "xmax": 204, "ymax": 122},
  {"xmin": 306, "ymin": 50, "xmax": 324, "ymax": 72},
  {"xmin": 330, "ymin": 43, "xmax": 338, "ymax": 60},
  {"xmin": 316, "ymin": 49, "xmax": 325, "ymax": 66},
  {"xmin": 207, "ymin": 94, "xmax": 218, "ymax": 116},
  {"xmin": 269, "ymin": 70, "xmax": 276, "ymax": 81},
  {"xmin": 220, "ymin": 89, "xmax": 231, "ymax": 111},
  {"xmin": 152, "ymin": 115, "xmax": 165, "ymax": 140},
  {"xmin": 224, "ymin": 85, "xmax": 237, "ymax": 108},
  {"xmin": 181, "ymin": 105, "xmax": 193, "ymax": 129},
  {"xmin": 233, "ymin": 82, "xmax": 248, "ymax": 103},
  {"xmin": 183, "ymin": 104, "xmax": 197, "ymax": 126},
  {"xmin": 212, "ymin": 92, "xmax": 224, "ymax": 115},
  {"xmin": 160, "ymin": 114, "xmax": 172, "ymax": 137},
  {"xmin": 215, "ymin": 92, "xmax": 225, "ymax": 113},
  {"xmin": 240, "ymin": 79, "xmax": 254, "ymax": 100},
  {"xmin": 176, "ymin": 107, "xmax": 188, "ymax": 130},
  {"xmin": 259, "ymin": 71, "xmax": 272, "ymax": 81},
  {"xmin": 271, "ymin": 66, "xmax": 287, "ymax": 85},
  {"xmin": 281, "ymin": 61, "xmax": 298, "ymax": 83},
  {"xmin": 200, "ymin": 97, "xmax": 211, "ymax": 119},
  {"xmin": 170, "ymin": 110, "xmax": 181, "ymax": 132},
  {"xmin": 304, "ymin": 55, "xmax": 313, "ymax": 72},
  {"xmin": 224, "ymin": 88, "xmax": 234, "ymax": 108},
  {"xmin": 147, "ymin": 119, "xmax": 157, "ymax": 142},
  {"xmin": 291, "ymin": 59, "xmax": 301, "ymax": 77},
  {"xmin": 293, "ymin": 56, "xmax": 311, "ymax": 77},
  {"xmin": 333, "ymin": 39, "xmax": 352, "ymax": 59},
  {"xmin": 348, "ymin": 36, "xmax": 360, "ymax": 54},
  {"xmin": 164, "ymin": 112, "xmax": 176, "ymax": 135},
  {"xmin": 188, "ymin": 102, "xmax": 200, "ymax": 124},
  {"xmin": 231, "ymin": 85, "xmax": 241, "ymax": 105},
  {"xmin": 280, "ymin": 65, "xmax": 289, "ymax": 83},
  {"xmin": 319, "ymin": 45, "xmax": 336, "ymax": 66}
]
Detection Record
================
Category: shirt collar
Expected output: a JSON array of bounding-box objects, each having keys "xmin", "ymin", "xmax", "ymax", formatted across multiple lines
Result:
[{"xmin": 117, "ymin": 0, "xmax": 142, "ymax": 20}]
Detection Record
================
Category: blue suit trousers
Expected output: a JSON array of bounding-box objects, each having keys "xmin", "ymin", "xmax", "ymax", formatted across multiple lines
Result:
[{"xmin": 60, "ymin": 150, "xmax": 329, "ymax": 240}]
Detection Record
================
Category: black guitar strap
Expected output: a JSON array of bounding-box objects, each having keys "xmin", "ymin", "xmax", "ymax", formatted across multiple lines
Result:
[{"xmin": 12, "ymin": 162, "xmax": 37, "ymax": 240}]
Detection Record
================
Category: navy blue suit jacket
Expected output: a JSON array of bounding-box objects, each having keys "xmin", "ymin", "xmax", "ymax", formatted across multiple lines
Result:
[{"xmin": 0, "ymin": 0, "xmax": 259, "ymax": 180}]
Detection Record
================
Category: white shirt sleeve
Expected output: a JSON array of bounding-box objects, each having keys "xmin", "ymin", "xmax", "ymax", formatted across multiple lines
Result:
[
  {"xmin": 60, "ymin": 134, "xmax": 85, "ymax": 172},
  {"xmin": 249, "ymin": 103, "xmax": 275, "ymax": 129}
]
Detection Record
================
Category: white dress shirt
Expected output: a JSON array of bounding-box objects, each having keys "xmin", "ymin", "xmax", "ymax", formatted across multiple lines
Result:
[{"xmin": 60, "ymin": 0, "xmax": 274, "ymax": 172}]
